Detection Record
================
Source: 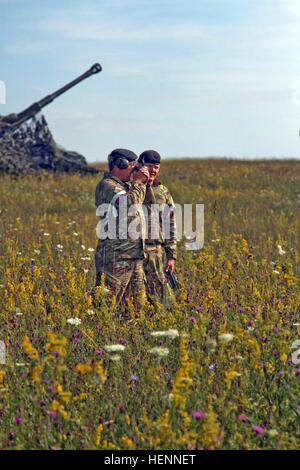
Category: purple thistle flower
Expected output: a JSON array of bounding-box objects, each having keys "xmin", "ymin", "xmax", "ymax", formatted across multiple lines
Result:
[
  {"xmin": 273, "ymin": 327, "xmax": 279, "ymax": 333},
  {"xmin": 14, "ymin": 416, "xmax": 22, "ymax": 424},
  {"xmin": 252, "ymin": 425, "xmax": 265, "ymax": 434},
  {"xmin": 96, "ymin": 349, "xmax": 104, "ymax": 355},
  {"xmin": 191, "ymin": 410, "xmax": 206, "ymax": 419},
  {"xmin": 238, "ymin": 415, "xmax": 247, "ymax": 422},
  {"xmin": 189, "ymin": 316, "xmax": 197, "ymax": 322},
  {"xmin": 47, "ymin": 410, "xmax": 58, "ymax": 419}
]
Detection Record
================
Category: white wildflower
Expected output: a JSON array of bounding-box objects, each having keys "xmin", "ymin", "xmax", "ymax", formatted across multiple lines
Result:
[
  {"xmin": 0, "ymin": 285, "xmax": 4, "ymax": 288},
  {"xmin": 55, "ymin": 221, "xmax": 60, "ymax": 224},
  {"xmin": 56, "ymin": 244, "xmax": 63, "ymax": 250},
  {"xmin": 16, "ymin": 363, "xmax": 25, "ymax": 367},
  {"xmin": 67, "ymin": 317, "xmax": 81, "ymax": 326},
  {"xmin": 73, "ymin": 232, "xmax": 79, "ymax": 236},
  {"xmin": 150, "ymin": 331, "xmax": 165, "ymax": 337},
  {"xmin": 15, "ymin": 308, "xmax": 23, "ymax": 316},
  {"xmin": 164, "ymin": 329, "xmax": 179, "ymax": 339},
  {"xmin": 149, "ymin": 347, "xmax": 169, "ymax": 357},
  {"xmin": 219, "ymin": 333, "xmax": 234, "ymax": 343},
  {"xmin": 206, "ymin": 338, "xmax": 217, "ymax": 352},
  {"xmin": 81, "ymin": 245, "xmax": 86, "ymax": 250},
  {"xmin": 88, "ymin": 248, "xmax": 95, "ymax": 252},
  {"xmin": 104, "ymin": 344, "xmax": 125, "ymax": 353},
  {"xmin": 83, "ymin": 269, "xmax": 89, "ymax": 273},
  {"xmin": 273, "ymin": 270, "xmax": 280, "ymax": 275},
  {"xmin": 17, "ymin": 252, "xmax": 22, "ymax": 255},
  {"xmin": 150, "ymin": 329, "xmax": 179, "ymax": 339},
  {"xmin": 235, "ymin": 356, "xmax": 245, "ymax": 361},
  {"xmin": 277, "ymin": 245, "xmax": 286, "ymax": 255},
  {"xmin": 167, "ymin": 393, "xmax": 174, "ymax": 402},
  {"xmin": 34, "ymin": 249, "xmax": 41, "ymax": 254},
  {"xmin": 110, "ymin": 355, "xmax": 121, "ymax": 362},
  {"xmin": 87, "ymin": 309, "xmax": 95, "ymax": 316},
  {"xmin": 268, "ymin": 429, "xmax": 278, "ymax": 437},
  {"xmin": 43, "ymin": 232, "xmax": 50, "ymax": 236}
]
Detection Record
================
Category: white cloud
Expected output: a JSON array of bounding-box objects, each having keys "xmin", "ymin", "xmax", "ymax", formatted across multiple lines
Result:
[
  {"xmin": 282, "ymin": 0, "xmax": 300, "ymax": 18},
  {"xmin": 5, "ymin": 41, "xmax": 52, "ymax": 55},
  {"xmin": 39, "ymin": 17, "xmax": 206, "ymax": 42}
]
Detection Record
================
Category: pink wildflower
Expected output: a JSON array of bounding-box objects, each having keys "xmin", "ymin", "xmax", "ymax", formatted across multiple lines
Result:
[
  {"xmin": 189, "ymin": 316, "xmax": 197, "ymax": 322},
  {"xmin": 238, "ymin": 415, "xmax": 247, "ymax": 422},
  {"xmin": 191, "ymin": 410, "xmax": 206, "ymax": 419},
  {"xmin": 252, "ymin": 425, "xmax": 265, "ymax": 434}
]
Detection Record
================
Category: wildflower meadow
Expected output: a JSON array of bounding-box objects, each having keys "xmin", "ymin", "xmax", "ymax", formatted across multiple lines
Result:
[{"xmin": 0, "ymin": 158, "xmax": 299, "ymax": 450}]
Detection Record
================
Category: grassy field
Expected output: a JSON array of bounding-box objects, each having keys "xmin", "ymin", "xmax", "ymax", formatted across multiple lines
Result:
[{"xmin": 0, "ymin": 158, "xmax": 299, "ymax": 450}]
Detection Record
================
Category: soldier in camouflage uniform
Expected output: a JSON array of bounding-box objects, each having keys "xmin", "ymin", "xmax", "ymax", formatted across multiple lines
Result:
[
  {"xmin": 94, "ymin": 148, "xmax": 149, "ymax": 308},
  {"xmin": 138, "ymin": 150, "xmax": 177, "ymax": 307}
]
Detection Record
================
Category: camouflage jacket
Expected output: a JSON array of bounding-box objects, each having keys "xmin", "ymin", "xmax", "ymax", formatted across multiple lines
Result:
[
  {"xmin": 143, "ymin": 179, "xmax": 177, "ymax": 260},
  {"xmin": 95, "ymin": 172, "xmax": 147, "ymax": 263}
]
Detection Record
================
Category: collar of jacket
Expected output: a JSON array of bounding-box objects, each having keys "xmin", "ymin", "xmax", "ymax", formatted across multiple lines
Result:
[
  {"xmin": 103, "ymin": 172, "xmax": 129, "ymax": 188},
  {"xmin": 151, "ymin": 178, "xmax": 162, "ymax": 187}
]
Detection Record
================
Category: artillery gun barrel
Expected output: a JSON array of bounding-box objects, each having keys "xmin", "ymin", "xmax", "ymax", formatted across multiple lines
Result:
[{"xmin": 1, "ymin": 63, "xmax": 102, "ymax": 134}]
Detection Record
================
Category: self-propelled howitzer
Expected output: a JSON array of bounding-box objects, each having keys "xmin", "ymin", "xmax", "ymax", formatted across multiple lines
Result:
[{"xmin": 0, "ymin": 63, "xmax": 102, "ymax": 137}]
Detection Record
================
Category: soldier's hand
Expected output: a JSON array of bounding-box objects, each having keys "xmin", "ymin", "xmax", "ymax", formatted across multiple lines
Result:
[
  {"xmin": 165, "ymin": 259, "xmax": 175, "ymax": 273},
  {"xmin": 133, "ymin": 166, "xmax": 150, "ymax": 184}
]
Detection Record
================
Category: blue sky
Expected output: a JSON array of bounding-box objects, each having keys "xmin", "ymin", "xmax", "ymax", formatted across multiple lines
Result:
[{"xmin": 1, "ymin": 0, "xmax": 300, "ymax": 161}]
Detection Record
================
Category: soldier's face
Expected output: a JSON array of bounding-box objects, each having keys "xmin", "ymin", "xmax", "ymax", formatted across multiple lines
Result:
[{"xmin": 144, "ymin": 163, "xmax": 160, "ymax": 182}]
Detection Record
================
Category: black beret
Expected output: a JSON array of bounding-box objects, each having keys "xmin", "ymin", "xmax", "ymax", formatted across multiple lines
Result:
[
  {"xmin": 109, "ymin": 148, "xmax": 138, "ymax": 162},
  {"xmin": 138, "ymin": 150, "xmax": 161, "ymax": 165}
]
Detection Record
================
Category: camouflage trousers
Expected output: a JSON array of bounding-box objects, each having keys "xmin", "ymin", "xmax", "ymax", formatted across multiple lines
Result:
[
  {"xmin": 144, "ymin": 245, "xmax": 175, "ymax": 309},
  {"xmin": 95, "ymin": 250, "xmax": 145, "ymax": 308}
]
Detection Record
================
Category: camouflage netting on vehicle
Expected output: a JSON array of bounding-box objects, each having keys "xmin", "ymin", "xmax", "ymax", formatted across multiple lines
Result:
[{"xmin": 0, "ymin": 114, "xmax": 98, "ymax": 175}]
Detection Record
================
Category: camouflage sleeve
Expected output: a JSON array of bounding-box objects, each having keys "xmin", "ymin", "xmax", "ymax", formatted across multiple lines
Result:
[
  {"xmin": 95, "ymin": 179, "xmax": 146, "ymax": 208},
  {"xmin": 162, "ymin": 188, "xmax": 177, "ymax": 261},
  {"xmin": 126, "ymin": 181, "xmax": 147, "ymax": 206}
]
